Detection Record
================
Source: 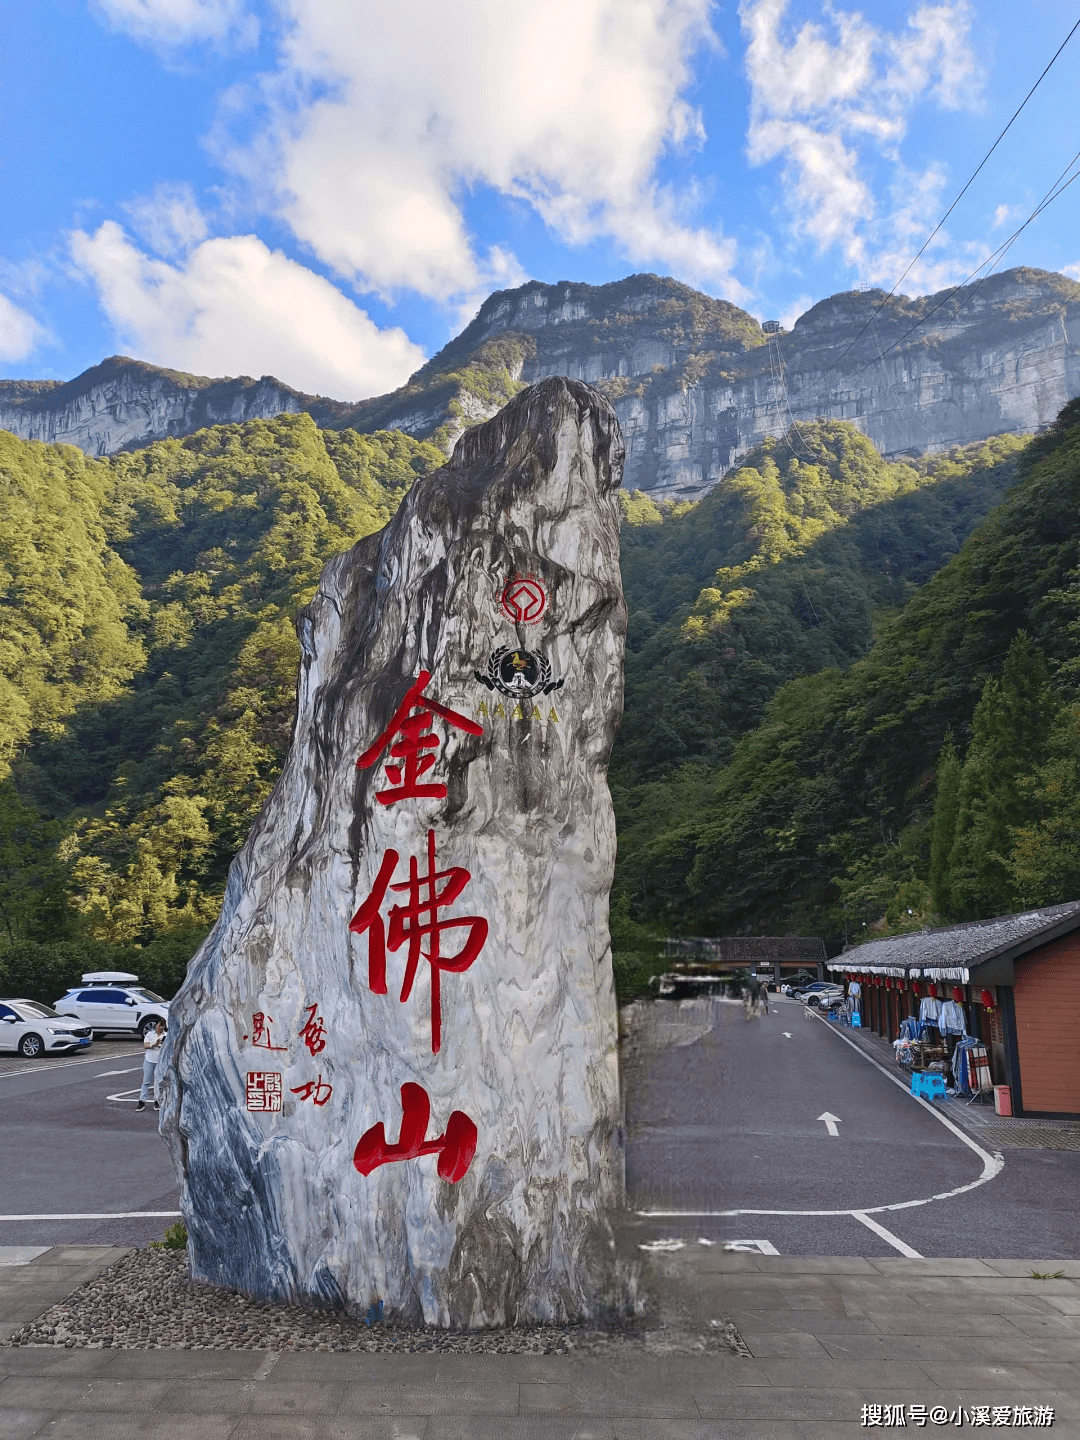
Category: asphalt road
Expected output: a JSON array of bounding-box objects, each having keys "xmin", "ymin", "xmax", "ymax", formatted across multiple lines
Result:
[
  {"xmin": 624, "ymin": 993, "xmax": 1080, "ymax": 1259},
  {"xmin": 0, "ymin": 1039, "xmax": 181, "ymax": 1248},
  {"xmin": 4, "ymin": 997, "xmax": 1078, "ymax": 1259}
]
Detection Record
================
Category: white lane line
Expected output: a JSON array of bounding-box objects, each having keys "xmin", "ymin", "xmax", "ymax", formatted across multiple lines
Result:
[
  {"xmin": 637, "ymin": 1014, "xmax": 1005, "ymax": 1224},
  {"xmin": 0, "ymin": 1212, "xmax": 181, "ymax": 1220},
  {"xmin": 852, "ymin": 1210, "xmax": 922, "ymax": 1258},
  {"xmin": 724, "ymin": 1239, "xmax": 780, "ymax": 1255},
  {"xmin": 107, "ymin": 1087, "xmax": 144, "ymax": 1103},
  {"xmin": 0, "ymin": 1049, "xmax": 143, "ymax": 1078},
  {"xmin": 807, "ymin": 1009, "xmax": 1006, "ymax": 1201},
  {"xmin": 96, "ymin": 1067, "xmax": 142, "ymax": 1077}
]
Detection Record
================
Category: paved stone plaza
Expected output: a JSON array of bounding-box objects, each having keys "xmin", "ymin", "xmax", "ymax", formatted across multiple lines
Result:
[{"xmin": 3, "ymin": 1244, "xmax": 1079, "ymax": 1438}]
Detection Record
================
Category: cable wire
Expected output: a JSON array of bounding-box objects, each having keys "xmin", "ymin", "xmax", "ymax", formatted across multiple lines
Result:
[
  {"xmin": 835, "ymin": 153, "xmax": 1080, "ymax": 388},
  {"xmin": 823, "ymin": 14, "xmax": 1080, "ymax": 378}
]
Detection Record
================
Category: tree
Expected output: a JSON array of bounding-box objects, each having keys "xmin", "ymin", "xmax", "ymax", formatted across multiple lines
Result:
[
  {"xmin": 948, "ymin": 634, "xmax": 1058, "ymax": 918},
  {"xmin": 929, "ymin": 735, "xmax": 961, "ymax": 917}
]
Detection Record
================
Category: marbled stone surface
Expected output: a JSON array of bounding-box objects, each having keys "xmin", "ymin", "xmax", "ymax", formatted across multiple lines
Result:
[{"xmin": 160, "ymin": 376, "xmax": 627, "ymax": 1327}]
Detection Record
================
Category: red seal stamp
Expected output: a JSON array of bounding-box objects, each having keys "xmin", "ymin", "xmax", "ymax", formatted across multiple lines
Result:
[{"xmin": 499, "ymin": 574, "xmax": 547, "ymax": 626}]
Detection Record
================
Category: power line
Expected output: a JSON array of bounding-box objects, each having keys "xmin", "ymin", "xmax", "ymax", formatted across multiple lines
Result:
[
  {"xmin": 839, "ymin": 152, "xmax": 1080, "ymax": 383},
  {"xmin": 824, "ymin": 14, "xmax": 1080, "ymax": 379}
]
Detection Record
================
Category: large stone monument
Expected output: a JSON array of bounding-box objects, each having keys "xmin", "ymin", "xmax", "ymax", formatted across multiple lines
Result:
[{"xmin": 159, "ymin": 377, "xmax": 627, "ymax": 1326}]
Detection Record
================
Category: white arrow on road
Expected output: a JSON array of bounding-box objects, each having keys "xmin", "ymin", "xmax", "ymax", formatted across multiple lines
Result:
[
  {"xmin": 96, "ymin": 1068, "xmax": 141, "ymax": 1077},
  {"xmin": 782, "ymin": 1032, "xmax": 792, "ymax": 1038},
  {"xmin": 818, "ymin": 1111, "xmax": 842, "ymax": 1137}
]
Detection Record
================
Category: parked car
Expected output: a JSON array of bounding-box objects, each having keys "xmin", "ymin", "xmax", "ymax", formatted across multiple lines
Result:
[
  {"xmin": 792, "ymin": 981, "xmax": 845, "ymax": 1008},
  {"xmin": 0, "ymin": 999, "xmax": 93, "ymax": 1058},
  {"xmin": 54, "ymin": 972, "xmax": 170, "ymax": 1038},
  {"xmin": 779, "ymin": 970, "xmax": 820, "ymax": 995}
]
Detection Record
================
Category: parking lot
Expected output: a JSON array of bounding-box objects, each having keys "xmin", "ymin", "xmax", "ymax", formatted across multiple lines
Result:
[{"xmin": 0, "ymin": 1038, "xmax": 181, "ymax": 1248}]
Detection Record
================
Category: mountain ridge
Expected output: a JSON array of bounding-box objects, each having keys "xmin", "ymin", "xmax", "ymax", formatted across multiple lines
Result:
[{"xmin": 2, "ymin": 266, "xmax": 1078, "ymax": 497}]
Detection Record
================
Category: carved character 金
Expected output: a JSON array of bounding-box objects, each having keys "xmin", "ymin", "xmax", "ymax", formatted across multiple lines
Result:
[
  {"xmin": 475, "ymin": 646, "xmax": 564, "ymax": 700},
  {"xmin": 353, "ymin": 1081, "xmax": 478, "ymax": 1183},
  {"xmin": 347, "ymin": 829, "xmax": 488, "ymax": 1054},
  {"xmin": 357, "ymin": 669, "xmax": 483, "ymax": 806},
  {"xmin": 499, "ymin": 574, "xmax": 547, "ymax": 626}
]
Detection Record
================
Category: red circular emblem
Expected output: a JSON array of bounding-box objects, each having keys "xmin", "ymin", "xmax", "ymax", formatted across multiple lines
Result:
[{"xmin": 499, "ymin": 575, "xmax": 547, "ymax": 626}]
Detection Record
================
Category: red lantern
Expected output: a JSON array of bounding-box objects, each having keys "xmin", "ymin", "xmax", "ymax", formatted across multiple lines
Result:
[
  {"xmin": 951, "ymin": 986, "xmax": 965, "ymax": 1004},
  {"xmin": 910, "ymin": 978, "xmax": 921, "ymax": 996},
  {"xmin": 980, "ymin": 988, "xmax": 995, "ymax": 1009},
  {"xmin": 927, "ymin": 982, "xmax": 937, "ymax": 998}
]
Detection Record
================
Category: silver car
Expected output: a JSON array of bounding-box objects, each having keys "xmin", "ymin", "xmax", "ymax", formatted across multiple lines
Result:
[
  {"xmin": 792, "ymin": 981, "xmax": 845, "ymax": 1009},
  {"xmin": 0, "ymin": 999, "xmax": 93, "ymax": 1058}
]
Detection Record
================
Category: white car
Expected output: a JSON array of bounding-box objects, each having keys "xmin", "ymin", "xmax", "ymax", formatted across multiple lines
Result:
[
  {"xmin": 54, "ymin": 972, "xmax": 170, "ymax": 1039},
  {"xmin": 793, "ymin": 981, "xmax": 845, "ymax": 1009},
  {"xmin": 0, "ymin": 999, "xmax": 93, "ymax": 1058}
]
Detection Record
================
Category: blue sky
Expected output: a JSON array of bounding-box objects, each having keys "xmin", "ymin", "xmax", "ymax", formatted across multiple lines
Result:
[{"xmin": 2, "ymin": 0, "xmax": 1079, "ymax": 399}]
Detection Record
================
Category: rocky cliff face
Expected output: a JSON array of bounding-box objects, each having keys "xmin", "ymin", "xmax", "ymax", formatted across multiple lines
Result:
[
  {"xmin": 0, "ymin": 356, "xmax": 349, "ymax": 456},
  {"xmin": 4, "ymin": 267, "xmax": 1078, "ymax": 498},
  {"xmin": 447, "ymin": 267, "xmax": 1080, "ymax": 499}
]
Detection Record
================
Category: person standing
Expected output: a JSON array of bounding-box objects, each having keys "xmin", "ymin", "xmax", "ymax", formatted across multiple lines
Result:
[{"xmin": 136, "ymin": 1021, "xmax": 165, "ymax": 1112}]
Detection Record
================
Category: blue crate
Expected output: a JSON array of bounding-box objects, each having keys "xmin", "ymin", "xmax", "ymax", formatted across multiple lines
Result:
[
  {"xmin": 851, "ymin": 1012, "xmax": 861, "ymax": 1028},
  {"xmin": 911, "ymin": 1071, "xmax": 947, "ymax": 1100}
]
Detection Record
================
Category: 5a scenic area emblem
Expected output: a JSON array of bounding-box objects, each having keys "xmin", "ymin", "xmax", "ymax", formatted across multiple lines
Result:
[
  {"xmin": 476, "ymin": 647, "xmax": 564, "ymax": 699},
  {"xmin": 499, "ymin": 574, "xmax": 547, "ymax": 626}
]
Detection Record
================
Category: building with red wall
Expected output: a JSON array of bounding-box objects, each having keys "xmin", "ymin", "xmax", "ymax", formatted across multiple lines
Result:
[{"xmin": 828, "ymin": 900, "xmax": 1080, "ymax": 1117}]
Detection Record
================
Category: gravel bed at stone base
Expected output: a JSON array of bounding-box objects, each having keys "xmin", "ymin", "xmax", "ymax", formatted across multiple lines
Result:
[{"xmin": 2, "ymin": 1247, "xmax": 751, "ymax": 1358}]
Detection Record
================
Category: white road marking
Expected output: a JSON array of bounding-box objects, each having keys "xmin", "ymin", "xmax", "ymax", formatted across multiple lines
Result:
[
  {"xmin": 637, "ymin": 1012, "xmax": 1005, "ymax": 1225},
  {"xmin": 724, "ymin": 1239, "xmax": 780, "ymax": 1254},
  {"xmin": 852, "ymin": 1210, "xmax": 922, "ymax": 1258},
  {"xmin": 0, "ymin": 1212, "xmax": 181, "ymax": 1221},
  {"xmin": 782, "ymin": 1032, "xmax": 792, "ymax": 1038},
  {"xmin": 818, "ymin": 1111, "xmax": 842, "ymax": 1137},
  {"xmin": 0, "ymin": 1048, "xmax": 143, "ymax": 1078},
  {"xmin": 638, "ymin": 1238, "xmax": 685, "ymax": 1253},
  {"xmin": 96, "ymin": 1067, "xmax": 141, "ymax": 1077},
  {"xmin": 107, "ymin": 1087, "xmax": 144, "ymax": 1103}
]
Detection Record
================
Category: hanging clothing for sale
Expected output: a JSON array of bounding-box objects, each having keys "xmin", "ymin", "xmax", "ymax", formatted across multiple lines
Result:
[
  {"xmin": 848, "ymin": 981, "xmax": 861, "ymax": 997},
  {"xmin": 938, "ymin": 999, "xmax": 967, "ymax": 1035},
  {"xmin": 919, "ymin": 996, "xmax": 942, "ymax": 1025},
  {"xmin": 899, "ymin": 1016, "xmax": 923, "ymax": 1042}
]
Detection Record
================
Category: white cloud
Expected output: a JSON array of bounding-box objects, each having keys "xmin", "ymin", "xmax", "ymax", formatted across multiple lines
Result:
[
  {"xmin": 92, "ymin": 0, "xmax": 255, "ymax": 46},
  {"xmin": 69, "ymin": 221, "xmax": 426, "ymax": 398},
  {"xmin": 0, "ymin": 294, "xmax": 46, "ymax": 363},
  {"xmin": 1063, "ymin": 263, "xmax": 1080, "ymax": 282},
  {"xmin": 775, "ymin": 293, "xmax": 813, "ymax": 330},
  {"xmin": 205, "ymin": 0, "xmax": 745, "ymax": 302},
  {"xmin": 740, "ymin": 0, "xmax": 982, "ymax": 285},
  {"xmin": 124, "ymin": 182, "xmax": 209, "ymax": 258}
]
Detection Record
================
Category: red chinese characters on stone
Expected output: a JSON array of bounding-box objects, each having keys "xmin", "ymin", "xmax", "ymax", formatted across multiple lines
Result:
[
  {"xmin": 347, "ymin": 829, "xmax": 488, "ymax": 1054},
  {"xmin": 246, "ymin": 1072, "xmax": 283, "ymax": 1111},
  {"xmin": 298, "ymin": 1004, "xmax": 327, "ymax": 1056},
  {"xmin": 356, "ymin": 670, "xmax": 482, "ymax": 806},
  {"xmin": 243, "ymin": 1013, "xmax": 288, "ymax": 1052},
  {"xmin": 291, "ymin": 1074, "xmax": 333, "ymax": 1106},
  {"xmin": 353, "ymin": 1082, "xmax": 477, "ymax": 1183}
]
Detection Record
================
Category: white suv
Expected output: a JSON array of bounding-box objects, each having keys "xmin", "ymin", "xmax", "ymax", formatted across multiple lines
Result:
[{"xmin": 54, "ymin": 972, "xmax": 170, "ymax": 1039}]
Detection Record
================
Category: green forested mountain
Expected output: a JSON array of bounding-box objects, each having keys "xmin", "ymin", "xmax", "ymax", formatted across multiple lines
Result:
[
  {"xmin": 615, "ymin": 398, "xmax": 1080, "ymax": 946},
  {"xmin": 0, "ymin": 396, "xmax": 1072, "ymax": 1001},
  {"xmin": 616, "ymin": 425, "xmax": 1025, "ymax": 781},
  {"xmin": 0, "ymin": 416, "xmax": 443, "ymax": 989}
]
